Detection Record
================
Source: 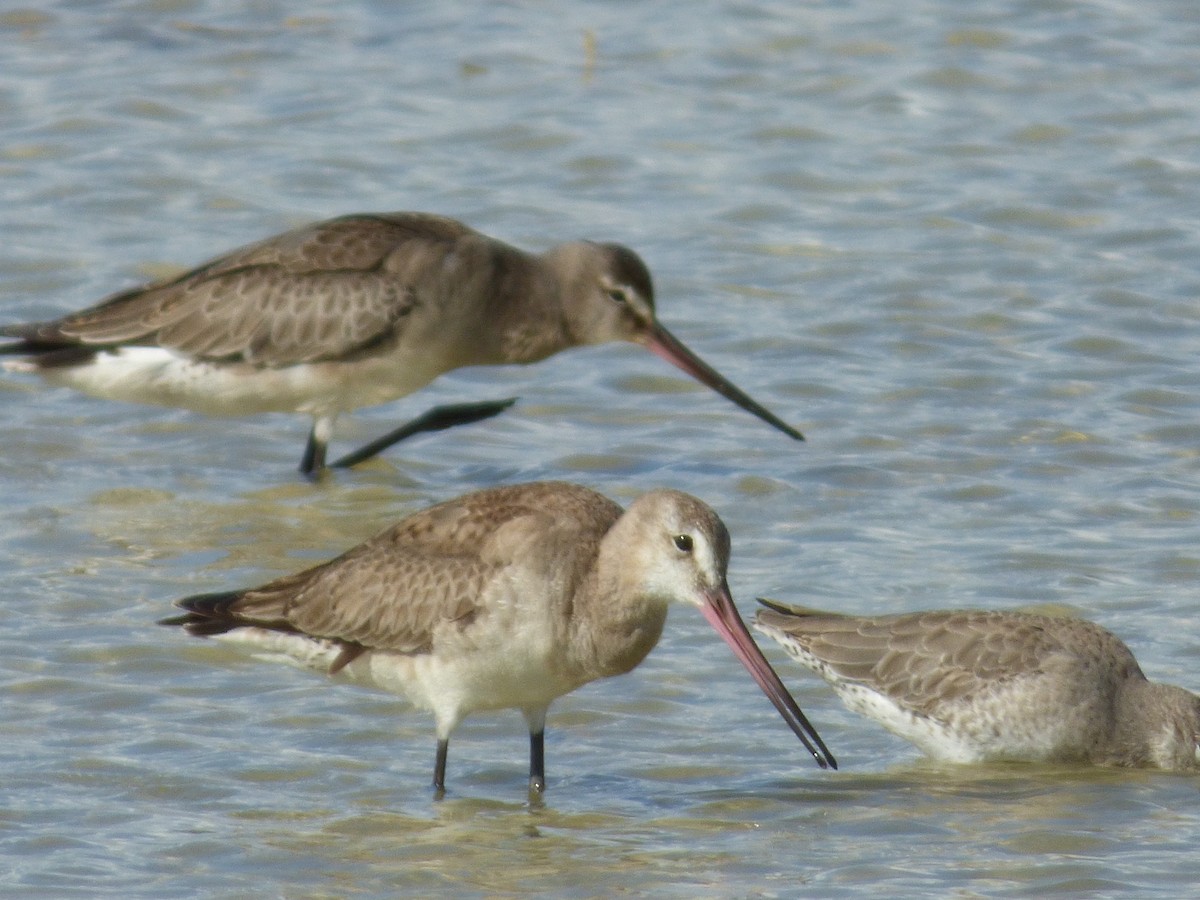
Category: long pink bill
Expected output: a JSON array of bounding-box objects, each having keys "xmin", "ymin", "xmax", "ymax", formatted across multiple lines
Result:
[
  {"xmin": 643, "ymin": 322, "xmax": 804, "ymax": 442},
  {"xmin": 701, "ymin": 587, "xmax": 836, "ymax": 770}
]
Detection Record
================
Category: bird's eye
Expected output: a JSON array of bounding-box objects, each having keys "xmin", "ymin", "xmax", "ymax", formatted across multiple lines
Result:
[
  {"xmin": 673, "ymin": 534, "xmax": 693, "ymax": 553},
  {"xmin": 606, "ymin": 287, "xmax": 628, "ymax": 304}
]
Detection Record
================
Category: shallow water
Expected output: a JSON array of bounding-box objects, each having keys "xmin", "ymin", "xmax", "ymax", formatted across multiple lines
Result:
[{"xmin": 3, "ymin": 1, "xmax": 1200, "ymax": 896}]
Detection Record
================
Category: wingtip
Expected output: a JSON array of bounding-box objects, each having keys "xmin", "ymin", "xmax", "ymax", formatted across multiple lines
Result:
[
  {"xmin": 158, "ymin": 590, "xmax": 244, "ymax": 635},
  {"xmin": 755, "ymin": 597, "xmax": 827, "ymax": 620},
  {"xmin": 756, "ymin": 596, "xmax": 795, "ymax": 615}
]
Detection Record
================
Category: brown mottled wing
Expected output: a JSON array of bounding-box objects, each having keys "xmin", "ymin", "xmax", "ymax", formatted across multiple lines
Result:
[
  {"xmin": 757, "ymin": 602, "xmax": 1138, "ymax": 716},
  {"xmin": 218, "ymin": 482, "xmax": 622, "ymax": 654},
  {"xmin": 9, "ymin": 213, "xmax": 476, "ymax": 367}
]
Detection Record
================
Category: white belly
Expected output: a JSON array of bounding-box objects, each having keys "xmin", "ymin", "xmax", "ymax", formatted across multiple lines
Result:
[
  {"xmin": 212, "ymin": 620, "xmax": 584, "ymax": 736},
  {"xmin": 10, "ymin": 346, "xmax": 438, "ymax": 418}
]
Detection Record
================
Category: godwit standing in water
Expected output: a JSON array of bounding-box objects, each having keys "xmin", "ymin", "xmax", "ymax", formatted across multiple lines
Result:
[
  {"xmin": 160, "ymin": 482, "xmax": 835, "ymax": 793},
  {"xmin": 1, "ymin": 212, "xmax": 803, "ymax": 475},
  {"xmin": 754, "ymin": 598, "xmax": 1200, "ymax": 770}
]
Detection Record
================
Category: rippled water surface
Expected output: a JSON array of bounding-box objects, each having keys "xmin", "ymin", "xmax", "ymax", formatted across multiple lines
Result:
[{"xmin": 3, "ymin": 1, "xmax": 1200, "ymax": 896}]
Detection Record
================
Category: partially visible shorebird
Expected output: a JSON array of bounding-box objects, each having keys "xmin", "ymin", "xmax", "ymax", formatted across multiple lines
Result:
[
  {"xmin": 1, "ymin": 212, "xmax": 803, "ymax": 476},
  {"xmin": 159, "ymin": 482, "xmax": 835, "ymax": 794},
  {"xmin": 753, "ymin": 599, "xmax": 1200, "ymax": 771}
]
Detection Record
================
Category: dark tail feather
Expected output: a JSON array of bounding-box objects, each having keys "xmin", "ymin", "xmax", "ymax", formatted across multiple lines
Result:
[
  {"xmin": 0, "ymin": 323, "xmax": 53, "ymax": 352},
  {"xmin": 756, "ymin": 596, "xmax": 802, "ymax": 616},
  {"xmin": 158, "ymin": 590, "xmax": 246, "ymax": 636},
  {"xmin": 1, "ymin": 342, "xmax": 101, "ymax": 368},
  {"xmin": 2, "ymin": 321, "xmax": 108, "ymax": 367}
]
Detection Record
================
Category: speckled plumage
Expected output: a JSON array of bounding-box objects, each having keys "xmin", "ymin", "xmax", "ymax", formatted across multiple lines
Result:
[
  {"xmin": 1, "ymin": 212, "xmax": 802, "ymax": 473},
  {"xmin": 754, "ymin": 599, "xmax": 1200, "ymax": 771},
  {"xmin": 160, "ymin": 482, "xmax": 834, "ymax": 793}
]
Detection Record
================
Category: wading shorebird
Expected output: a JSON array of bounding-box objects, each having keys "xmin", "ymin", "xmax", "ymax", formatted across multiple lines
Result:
[
  {"xmin": 754, "ymin": 598, "xmax": 1200, "ymax": 771},
  {"xmin": 159, "ymin": 482, "xmax": 836, "ymax": 794},
  {"xmin": 1, "ymin": 212, "xmax": 803, "ymax": 476}
]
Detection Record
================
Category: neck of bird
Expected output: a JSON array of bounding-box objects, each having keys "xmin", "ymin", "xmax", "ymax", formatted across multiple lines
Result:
[
  {"xmin": 486, "ymin": 246, "xmax": 576, "ymax": 364},
  {"xmin": 1111, "ymin": 678, "xmax": 1195, "ymax": 768},
  {"xmin": 571, "ymin": 527, "xmax": 670, "ymax": 681}
]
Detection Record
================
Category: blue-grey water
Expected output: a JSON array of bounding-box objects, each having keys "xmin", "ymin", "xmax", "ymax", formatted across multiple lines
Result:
[{"xmin": 3, "ymin": 1, "xmax": 1200, "ymax": 896}]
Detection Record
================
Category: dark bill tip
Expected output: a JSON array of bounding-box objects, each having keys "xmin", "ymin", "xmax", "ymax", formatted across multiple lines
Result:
[
  {"xmin": 644, "ymin": 323, "xmax": 805, "ymax": 442},
  {"xmin": 701, "ymin": 589, "xmax": 836, "ymax": 770}
]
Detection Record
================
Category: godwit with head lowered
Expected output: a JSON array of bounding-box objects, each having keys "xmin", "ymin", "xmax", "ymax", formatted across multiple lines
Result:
[
  {"xmin": 160, "ymin": 482, "xmax": 836, "ymax": 793},
  {"xmin": 1, "ymin": 212, "xmax": 803, "ymax": 475},
  {"xmin": 754, "ymin": 598, "xmax": 1200, "ymax": 770}
]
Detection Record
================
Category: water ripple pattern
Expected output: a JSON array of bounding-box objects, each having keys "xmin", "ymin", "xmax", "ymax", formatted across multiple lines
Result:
[{"xmin": 2, "ymin": 2, "xmax": 1200, "ymax": 897}]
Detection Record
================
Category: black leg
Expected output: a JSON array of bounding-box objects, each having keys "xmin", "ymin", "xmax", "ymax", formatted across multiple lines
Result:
[
  {"xmin": 299, "ymin": 426, "xmax": 327, "ymax": 477},
  {"xmin": 329, "ymin": 398, "xmax": 518, "ymax": 470},
  {"xmin": 433, "ymin": 738, "xmax": 449, "ymax": 795},
  {"xmin": 528, "ymin": 729, "xmax": 546, "ymax": 794}
]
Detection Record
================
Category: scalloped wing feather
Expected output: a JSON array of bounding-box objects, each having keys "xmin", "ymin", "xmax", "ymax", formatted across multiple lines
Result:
[{"xmin": 22, "ymin": 214, "xmax": 478, "ymax": 366}]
